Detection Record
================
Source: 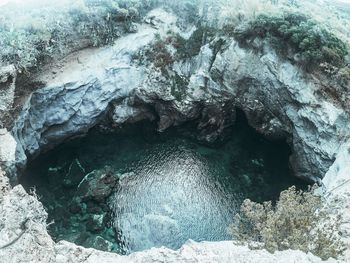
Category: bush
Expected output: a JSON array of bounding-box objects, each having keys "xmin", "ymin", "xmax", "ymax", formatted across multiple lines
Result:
[
  {"xmin": 229, "ymin": 186, "xmax": 345, "ymax": 260},
  {"xmin": 234, "ymin": 13, "xmax": 349, "ymax": 72}
]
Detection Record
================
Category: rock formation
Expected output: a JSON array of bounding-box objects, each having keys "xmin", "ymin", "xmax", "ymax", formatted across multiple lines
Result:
[
  {"xmin": 0, "ymin": 3, "xmax": 350, "ymax": 263},
  {"xmin": 11, "ymin": 8, "xmax": 349, "ymax": 184}
]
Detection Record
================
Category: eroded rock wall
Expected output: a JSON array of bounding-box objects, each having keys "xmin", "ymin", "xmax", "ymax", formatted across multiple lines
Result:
[{"xmin": 11, "ymin": 11, "xmax": 350, "ymax": 182}]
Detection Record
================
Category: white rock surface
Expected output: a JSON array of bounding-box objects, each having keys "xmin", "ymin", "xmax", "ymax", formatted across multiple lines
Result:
[
  {"xmin": 11, "ymin": 8, "xmax": 181, "ymax": 170},
  {"xmin": 11, "ymin": 23, "xmax": 350, "ymax": 182}
]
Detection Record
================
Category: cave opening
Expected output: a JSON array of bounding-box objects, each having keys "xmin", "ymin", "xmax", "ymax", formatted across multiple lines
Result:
[{"xmin": 20, "ymin": 112, "xmax": 308, "ymax": 254}]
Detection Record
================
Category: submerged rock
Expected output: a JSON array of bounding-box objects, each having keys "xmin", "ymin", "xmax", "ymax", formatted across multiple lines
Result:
[
  {"xmin": 77, "ymin": 167, "xmax": 118, "ymax": 202},
  {"xmin": 86, "ymin": 214, "xmax": 105, "ymax": 233}
]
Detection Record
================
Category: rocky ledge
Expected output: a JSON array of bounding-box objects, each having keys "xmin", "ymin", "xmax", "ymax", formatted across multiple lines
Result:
[{"xmin": 0, "ymin": 7, "xmax": 350, "ymax": 263}]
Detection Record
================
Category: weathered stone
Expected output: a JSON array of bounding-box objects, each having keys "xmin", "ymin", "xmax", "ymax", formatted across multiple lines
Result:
[
  {"xmin": 0, "ymin": 178, "xmax": 341, "ymax": 262},
  {"xmin": 12, "ymin": 26, "xmax": 349, "ymax": 184},
  {"xmin": 0, "ymin": 186, "xmax": 55, "ymax": 262}
]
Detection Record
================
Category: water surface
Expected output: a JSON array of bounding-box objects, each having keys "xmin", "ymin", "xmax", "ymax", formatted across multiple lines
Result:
[{"xmin": 21, "ymin": 117, "xmax": 306, "ymax": 254}]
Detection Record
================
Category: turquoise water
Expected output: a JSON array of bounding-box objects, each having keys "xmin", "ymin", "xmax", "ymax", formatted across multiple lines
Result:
[{"xmin": 21, "ymin": 117, "xmax": 306, "ymax": 254}]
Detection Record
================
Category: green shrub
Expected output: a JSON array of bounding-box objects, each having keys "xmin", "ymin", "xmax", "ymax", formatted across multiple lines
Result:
[
  {"xmin": 234, "ymin": 13, "xmax": 349, "ymax": 72},
  {"xmin": 229, "ymin": 186, "xmax": 345, "ymax": 260}
]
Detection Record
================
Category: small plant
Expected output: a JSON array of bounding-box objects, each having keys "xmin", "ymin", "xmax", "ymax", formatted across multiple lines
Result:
[{"xmin": 229, "ymin": 186, "xmax": 346, "ymax": 260}]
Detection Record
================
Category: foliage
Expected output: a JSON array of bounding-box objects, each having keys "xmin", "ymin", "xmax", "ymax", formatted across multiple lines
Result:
[
  {"xmin": 0, "ymin": 0, "xmax": 147, "ymax": 72},
  {"xmin": 234, "ymin": 12, "xmax": 349, "ymax": 72},
  {"xmin": 229, "ymin": 186, "xmax": 346, "ymax": 260}
]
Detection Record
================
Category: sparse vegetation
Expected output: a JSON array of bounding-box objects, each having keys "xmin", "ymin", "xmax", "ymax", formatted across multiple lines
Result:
[
  {"xmin": 229, "ymin": 186, "xmax": 345, "ymax": 260},
  {"xmin": 0, "ymin": 1, "xmax": 144, "ymax": 72},
  {"xmin": 0, "ymin": 0, "xmax": 208, "ymax": 73},
  {"xmin": 233, "ymin": 13, "xmax": 349, "ymax": 72},
  {"xmin": 139, "ymin": 25, "xmax": 217, "ymax": 72}
]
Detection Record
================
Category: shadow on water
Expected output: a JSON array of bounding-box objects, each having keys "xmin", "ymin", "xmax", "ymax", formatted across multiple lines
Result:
[{"xmin": 20, "ymin": 112, "xmax": 308, "ymax": 254}]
